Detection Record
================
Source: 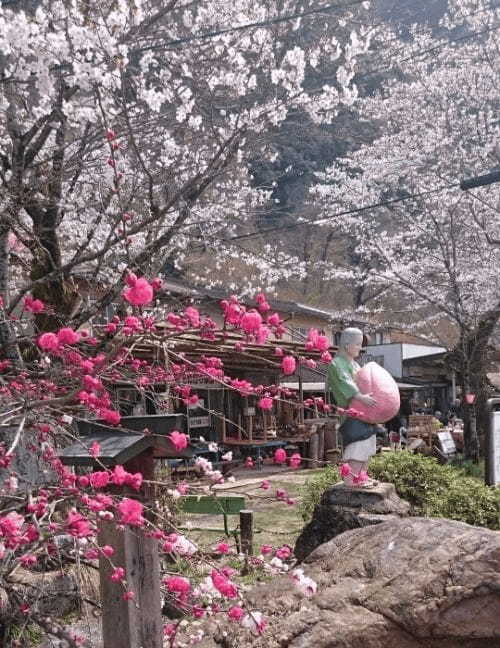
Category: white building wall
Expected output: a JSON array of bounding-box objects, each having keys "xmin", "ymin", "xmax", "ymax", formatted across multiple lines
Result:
[{"xmin": 364, "ymin": 343, "xmax": 403, "ymax": 378}]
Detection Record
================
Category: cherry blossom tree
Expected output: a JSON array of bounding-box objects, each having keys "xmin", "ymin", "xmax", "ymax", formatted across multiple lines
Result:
[
  {"xmin": 0, "ymin": 0, "xmax": 372, "ymax": 336},
  {"xmin": 311, "ymin": 0, "xmax": 500, "ymax": 458}
]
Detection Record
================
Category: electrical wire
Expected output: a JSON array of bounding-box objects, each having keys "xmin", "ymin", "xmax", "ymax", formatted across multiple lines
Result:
[
  {"xmin": 136, "ymin": 0, "xmax": 369, "ymax": 52},
  {"xmin": 215, "ymin": 182, "xmax": 460, "ymax": 245}
]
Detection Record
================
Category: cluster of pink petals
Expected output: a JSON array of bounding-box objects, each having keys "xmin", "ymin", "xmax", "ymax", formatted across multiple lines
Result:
[
  {"xmin": 117, "ymin": 498, "xmax": 144, "ymax": 526},
  {"xmin": 168, "ymin": 430, "xmax": 188, "ymax": 451},
  {"xmin": 281, "ymin": 355, "xmax": 296, "ymax": 375},
  {"xmin": 258, "ymin": 396, "xmax": 273, "ymax": 410},
  {"xmin": 122, "ymin": 275, "xmax": 154, "ymax": 306},
  {"xmin": 291, "ymin": 568, "xmax": 318, "ymax": 597},
  {"xmin": 273, "ymin": 448, "xmax": 287, "ymax": 464},
  {"xmin": 305, "ymin": 328, "xmax": 330, "ymax": 352},
  {"xmin": 164, "ymin": 575, "xmax": 191, "ymax": 596},
  {"xmin": 66, "ymin": 510, "xmax": 93, "ymax": 538},
  {"xmin": 289, "ymin": 453, "xmax": 302, "ymax": 469},
  {"xmin": 98, "ymin": 408, "xmax": 121, "ymax": 426},
  {"xmin": 23, "ymin": 296, "xmax": 45, "ymax": 313},
  {"xmin": 275, "ymin": 545, "xmax": 292, "ymax": 560},
  {"xmin": 228, "ymin": 605, "xmax": 245, "ymax": 621},
  {"xmin": 111, "ymin": 567, "xmax": 125, "ymax": 582},
  {"xmin": 211, "ymin": 569, "xmax": 238, "ymax": 599}
]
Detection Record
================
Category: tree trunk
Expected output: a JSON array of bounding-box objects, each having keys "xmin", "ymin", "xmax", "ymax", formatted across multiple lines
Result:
[
  {"xmin": 30, "ymin": 209, "xmax": 79, "ymax": 332},
  {"xmin": 447, "ymin": 310, "xmax": 499, "ymax": 461},
  {"xmin": 0, "ymin": 224, "xmax": 22, "ymax": 365}
]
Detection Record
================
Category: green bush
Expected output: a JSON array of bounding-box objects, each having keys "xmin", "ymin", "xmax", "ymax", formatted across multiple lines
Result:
[
  {"xmin": 369, "ymin": 452, "xmax": 456, "ymax": 513},
  {"xmin": 299, "ymin": 464, "xmax": 339, "ymax": 521},
  {"xmin": 300, "ymin": 452, "xmax": 500, "ymax": 530}
]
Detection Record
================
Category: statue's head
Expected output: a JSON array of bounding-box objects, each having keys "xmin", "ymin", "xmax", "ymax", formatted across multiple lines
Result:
[{"xmin": 339, "ymin": 327, "xmax": 364, "ymax": 358}]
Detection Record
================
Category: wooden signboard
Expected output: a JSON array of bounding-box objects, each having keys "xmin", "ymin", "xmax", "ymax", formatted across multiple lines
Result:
[{"xmin": 437, "ymin": 430, "xmax": 457, "ymax": 456}]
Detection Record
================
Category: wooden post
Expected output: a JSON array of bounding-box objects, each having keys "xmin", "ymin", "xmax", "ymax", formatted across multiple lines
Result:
[
  {"xmin": 298, "ymin": 372, "xmax": 304, "ymax": 424},
  {"xmin": 98, "ymin": 449, "xmax": 162, "ymax": 648},
  {"xmin": 308, "ymin": 432, "xmax": 319, "ymax": 469},
  {"xmin": 318, "ymin": 428, "xmax": 325, "ymax": 465},
  {"xmin": 239, "ymin": 509, "xmax": 253, "ymax": 556}
]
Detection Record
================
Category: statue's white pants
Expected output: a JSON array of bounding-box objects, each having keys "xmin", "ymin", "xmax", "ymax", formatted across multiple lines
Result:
[{"xmin": 343, "ymin": 435, "xmax": 376, "ymax": 463}]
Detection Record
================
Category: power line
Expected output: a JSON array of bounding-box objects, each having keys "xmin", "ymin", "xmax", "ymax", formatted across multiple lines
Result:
[
  {"xmin": 216, "ymin": 182, "xmax": 458, "ymax": 245},
  {"xmin": 136, "ymin": 0, "xmax": 368, "ymax": 52}
]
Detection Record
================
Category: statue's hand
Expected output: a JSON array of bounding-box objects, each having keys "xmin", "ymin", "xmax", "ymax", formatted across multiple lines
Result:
[{"xmin": 357, "ymin": 393, "xmax": 377, "ymax": 407}]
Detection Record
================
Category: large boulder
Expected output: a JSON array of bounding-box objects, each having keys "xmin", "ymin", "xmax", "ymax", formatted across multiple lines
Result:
[
  {"xmin": 294, "ymin": 481, "xmax": 410, "ymax": 561},
  {"xmin": 189, "ymin": 517, "xmax": 500, "ymax": 648}
]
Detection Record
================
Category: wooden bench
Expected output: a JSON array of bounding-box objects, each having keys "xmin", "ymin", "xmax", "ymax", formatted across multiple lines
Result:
[{"xmin": 180, "ymin": 495, "xmax": 253, "ymax": 554}]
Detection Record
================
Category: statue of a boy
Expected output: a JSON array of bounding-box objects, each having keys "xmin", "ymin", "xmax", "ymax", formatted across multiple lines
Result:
[{"xmin": 327, "ymin": 327, "xmax": 378, "ymax": 488}]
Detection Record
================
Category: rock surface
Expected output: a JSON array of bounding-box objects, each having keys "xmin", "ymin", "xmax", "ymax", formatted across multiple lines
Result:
[
  {"xmin": 294, "ymin": 481, "xmax": 410, "ymax": 561},
  {"xmin": 187, "ymin": 517, "xmax": 500, "ymax": 648}
]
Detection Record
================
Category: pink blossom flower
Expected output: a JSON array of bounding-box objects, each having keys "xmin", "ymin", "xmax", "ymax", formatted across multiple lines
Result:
[
  {"xmin": 274, "ymin": 347, "xmax": 284, "ymax": 357},
  {"xmin": 164, "ymin": 575, "xmax": 191, "ymax": 595},
  {"xmin": 260, "ymin": 544, "xmax": 273, "ymax": 555},
  {"xmin": 117, "ymin": 498, "xmax": 144, "ymax": 526},
  {"xmin": 84, "ymin": 548, "xmax": 99, "ymax": 560},
  {"xmin": 89, "ymin": 441, "xmax": 100, "ymax": 458},
  {"xmin": 99, "ymin": 409, "xmax": 121, "ymax": 426},
  {"xmin": 90, "ymin": 471, "xmax": 110, "ymax": 489},
  {"xmin": 23, "ymin": 296, "xmax": 45, "ymax": 313},
  {"xmin": 315, "ymin": 335, "xmax": 329, "ymax": 352},
  {"xmin": 258, "ymin": 396, "xmax": 273, "ymax": 410},
  {"xmin": 125, "ymin": 472, "xmax": 143, "ymax": 491},
  {"xmin": 320, "ymin": 351, "xmax": 332, "ymax": 363},
  {"xmin": 276, "ymin": 489, "xmax": 287, "ymax": 500},
  {"xmin": 111, "ymin": 465, "xmax": 128, "ymax": 486},
  {"xmin": 275, "ymin": 545, "xmax": 292, "ymax": 560},
  {"xmin": 184, "ymin": 306, "xmax": 200, "ymax": 327},
  {"xmin": 123, "ymin": 277, "xmax": 154, "ymax": 306},
  {"xmin": 245, "ymin": 456, "xmax": 254, "ymax": 468},
  {"xmin": 66, "ymin": 510, "xmax": 92, "ymax": 537},
  {"xmin": 240, "ymin": 310, "xmax": 262, "ymax": 334},
  {"xmin": 19, "ymin": 553, "xmax": 37, "ymax": 567},
  {"xmin": 151, "ymin": 277, "xmax": 162, "ymax": 291},
  {"xmin": 260, "ymin": 479, "xmax": 270, "ymax": 490},
  {"xmin": 101, "ymin": 545, "xmax": 114, "ymax": 557},
  {"xmin": 163, "ymin": 624, "xmax": 176, "ymax": 637},
  {"xmin": 281, "ymin": 355, "xmax": 296, "ymax": 375},
  {"xmin": 210, "ymin": 569, "xmax": 238, "ymax": 599},
  {"xmin": 123, "ymin": 590, "xmax": 135, "ymax": 601},
  {"xmin": 77, "ymin": 475, "xmax": 90, "ymax": 488},
  {"xmin": 38, "ymin": 332, "xmax": 60, "ymax": 352},
  {"xmin": 292, "ymin": 568, "xmax": 317, "ymax": 597},
  {"xmin": 289, "ymin": 453, "xmax": 301, "ymax": 469},
  {"xmin": 176, "ymin": 482, "xmax": 188, "ymax": 495},
  {"xmin": 57, "ymin": 327, "xmax": 81, "ymax": 345},
  {"xmin": 215, "ymin": 542, "xmax": 230, "ymax": 554},
  {"xmin": 111, "ymin": 567, "xmax": 125, "ymax": 582},
  {"xmin": 274, "ymin": 448, "xmax": 287, "ymax": 464},
  {"xmin": 168, "ymin": 430, "xmax": 188, "ymax": 451},
  {"xmin": 228, "ymin": 606, "xmax": 245, "ymax": 621},
  {"xmin": 242, "ymin": 611, "xmax": 266, "ymax": 634},
  {"xmin": 267, "ymin": 312, "xmax": 281, "ymax": 326}
]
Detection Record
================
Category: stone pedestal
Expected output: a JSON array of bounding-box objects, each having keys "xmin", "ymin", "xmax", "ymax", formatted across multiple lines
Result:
[{"xmin": 294, "ymin": 481, "xmax": 410, "ymax": 561}]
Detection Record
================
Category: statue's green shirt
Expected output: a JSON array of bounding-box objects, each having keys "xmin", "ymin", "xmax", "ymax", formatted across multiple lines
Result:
[{"xmin": 327, "ymin": 354, "xmax": 360, "ymax": 408}]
